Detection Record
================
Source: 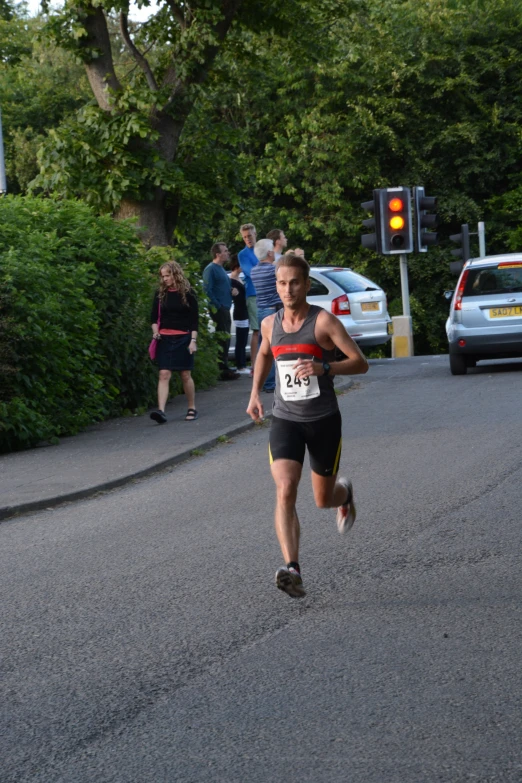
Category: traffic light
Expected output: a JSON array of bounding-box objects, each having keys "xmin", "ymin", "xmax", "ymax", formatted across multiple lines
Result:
[
  {"xmin": 361, "ymin": 190, "xmax": 382, "ymax": 254},
  {"xmin": 449, "ymin": 224, "xmax": 470, "ymax": 275},
  {"xmin": 378, "ymin": 187, "xmax": 413, "ymax": 255},
  {"xmin": 413, "ymin": 186, "xmax": 437, "ymax": 252}
]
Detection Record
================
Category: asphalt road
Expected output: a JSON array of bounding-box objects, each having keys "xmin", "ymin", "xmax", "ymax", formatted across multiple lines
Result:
[{"xmin": 2, "ymin": 356, "xmax": 522, "ymax": 783}]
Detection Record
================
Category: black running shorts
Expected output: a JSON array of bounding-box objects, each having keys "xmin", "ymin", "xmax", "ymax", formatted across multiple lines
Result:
[{"xmin": 269, "ymin": 412, "xmax": 342, "ymax": 477}]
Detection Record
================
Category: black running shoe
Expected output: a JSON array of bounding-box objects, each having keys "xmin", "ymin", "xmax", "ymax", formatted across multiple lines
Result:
[{"xmin": 275, "ymin": 567, "xmax": 306, "ymax": 598}]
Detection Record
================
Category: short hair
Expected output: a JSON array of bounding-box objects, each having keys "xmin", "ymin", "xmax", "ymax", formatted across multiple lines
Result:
[
  {"xmin": 267, "ymin": 229, "xmax": 283, "ymax": 243},
  {"xmin": 211, "ymin": 242, "xmax": 226, "ymax": 258},
  {"xmin": 275, "ymin": 251, "xmax": 310, "ymax": 281},
  {"xmin": 254, "ymin": 238, "xmax": 274, "ymax": 262},
  {"xmin": 229, "ymin": 253, "xmax": 240, "ymax": 271},
  {"xmin": 240, "ymin": 223, "xmax": 256, "ymax": 233}
]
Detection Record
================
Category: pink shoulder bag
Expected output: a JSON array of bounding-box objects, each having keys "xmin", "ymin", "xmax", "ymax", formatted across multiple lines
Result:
[{"xmin": 148, "ymin": 297, "xmax": 161, "ymax": 361}]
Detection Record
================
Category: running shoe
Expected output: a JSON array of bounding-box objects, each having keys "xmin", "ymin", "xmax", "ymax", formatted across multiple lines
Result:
[
  {"xmin": 336, "ymin": 478, "xmax": 356, "ymax": 534},
  {"xmin": 275, "ymin": 567, "xmax": 306, "ymax": 598}
]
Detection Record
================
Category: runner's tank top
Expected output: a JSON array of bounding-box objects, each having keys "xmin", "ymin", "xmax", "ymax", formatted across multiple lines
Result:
[{"xmin": 271, "ymin": 304, "xmax": 339, "ymax": 422}]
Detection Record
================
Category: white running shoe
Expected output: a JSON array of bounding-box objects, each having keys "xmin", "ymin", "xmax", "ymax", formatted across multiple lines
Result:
[
  {"xmin": 336, "ymin": 478, "xmax": 356, "ymax": 534},
  {"xmin": 275, "ymin": 567, "xmax": 306, "ymax": 598}
]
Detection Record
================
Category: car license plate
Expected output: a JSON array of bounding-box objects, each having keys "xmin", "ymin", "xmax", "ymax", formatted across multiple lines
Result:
[
  {"xmin": 387, "ymin": 322, "xmax": 394, "ymax": 335},
  {"xmin": 361, "ymin": 302, "xmax": 379, "ymax": 312},
  {"xmin": 490, "ymin": 306, "xmax": 522, "ymax": 318}
]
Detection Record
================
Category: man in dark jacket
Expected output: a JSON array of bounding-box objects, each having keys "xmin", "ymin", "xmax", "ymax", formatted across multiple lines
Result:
[{"xmin": 203, "ymin": 243, "xmax": 240, "ymax": 381}]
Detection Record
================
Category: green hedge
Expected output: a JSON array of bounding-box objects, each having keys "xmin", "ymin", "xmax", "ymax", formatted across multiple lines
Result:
[{"xmin": 0, "ymin": 197, "xmax": 219, "ymax": 453}]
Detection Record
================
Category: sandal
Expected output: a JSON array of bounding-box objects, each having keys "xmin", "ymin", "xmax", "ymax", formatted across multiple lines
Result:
[{"xmin": 185, "ymin": 408, "xmax": 199, "ymax": 421}]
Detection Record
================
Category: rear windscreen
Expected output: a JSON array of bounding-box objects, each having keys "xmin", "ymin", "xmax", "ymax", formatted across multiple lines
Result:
[
  {"xmin": 463, "ymin": 265, "xmax": 522, "ymax": 296},
  {"xmin": 321, "ymin": 270, "xmax": 378, "ymax": 293}
]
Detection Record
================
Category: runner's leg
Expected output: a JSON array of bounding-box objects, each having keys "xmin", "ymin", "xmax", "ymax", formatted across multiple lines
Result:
[
  {"xmin": 311, "ymin": 473, "xmax": 350, "ymax": 508},
  {"xmin": 271, "ymin": 459, "xmax": 302, "ymax": 563}
]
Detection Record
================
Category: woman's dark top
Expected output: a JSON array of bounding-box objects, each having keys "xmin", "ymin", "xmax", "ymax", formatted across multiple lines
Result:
[
  {"xmin": 150, "ymin": 289, "xmax": 199, "ymax": 332},
  {"xmin": 230, "ymin": 278, "xmax": 248, "ymax": 321}
]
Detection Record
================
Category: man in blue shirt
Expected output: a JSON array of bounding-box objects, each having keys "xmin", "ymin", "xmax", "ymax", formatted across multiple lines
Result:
[
  {"xmin": 203, "ymin": 243, "xmax": 240, "ymax": 381},
  {"xmin": 238, "ymin": 223, "xmax": 260, "ymax": 370}
]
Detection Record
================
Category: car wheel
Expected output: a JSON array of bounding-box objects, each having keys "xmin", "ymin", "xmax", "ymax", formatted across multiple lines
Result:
[{"xmin": 449, "ymin": 353, "xmax": 468, "ymax": 375}]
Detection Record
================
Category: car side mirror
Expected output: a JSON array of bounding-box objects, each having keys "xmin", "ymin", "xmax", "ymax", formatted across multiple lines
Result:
[{"xmin": 443, "ymin": 290, "xmax": 454, "ymax": 300}]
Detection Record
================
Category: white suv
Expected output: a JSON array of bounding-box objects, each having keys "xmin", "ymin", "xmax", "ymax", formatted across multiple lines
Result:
[{"xmin": 446, "ymin": 253, "xmax": 522, "ymax": 375}]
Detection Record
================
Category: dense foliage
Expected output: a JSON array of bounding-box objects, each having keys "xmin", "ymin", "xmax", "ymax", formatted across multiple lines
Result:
[
  {"xmin": 3, "ymin": 0, "xmax": 522, "ymax": 363},
  {"xmin": 0, "ymin": 197, "xmax": 219, "ymax": 453},
  {"xmin": 0, "ymin": 4, "xmax": 90, "ymax": 195}
]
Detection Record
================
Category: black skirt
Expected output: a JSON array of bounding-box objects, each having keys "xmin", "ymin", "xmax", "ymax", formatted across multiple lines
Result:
[{"xmin": 156, "ymin": 334, "xmax": 194, "ymax": 371}]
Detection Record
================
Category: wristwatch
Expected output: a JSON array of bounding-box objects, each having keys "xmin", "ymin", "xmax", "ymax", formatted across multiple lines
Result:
[{"xmin": 322, "ymin": 362, "xmax": 331, "ymax": 376}]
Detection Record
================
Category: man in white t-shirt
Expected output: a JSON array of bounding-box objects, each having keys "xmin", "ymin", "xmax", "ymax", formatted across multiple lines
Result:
[{"xmin": 266, "ymin": 229, "xmax": 288, "ymax": 262}]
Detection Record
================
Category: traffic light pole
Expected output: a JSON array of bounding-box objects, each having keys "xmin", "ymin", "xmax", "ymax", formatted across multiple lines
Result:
[
  {"xmin": 399, "ymin": 253, "xmax": 410, "ymax": 317},
  {"xmin": 478, "ymin": 222, "xmax": 486, "ymax": 258},
  {"xmin": 362, "ymin": 184, "xmax": 437, "ymax": 359},
  {"xmin": 392, "ymin": 253, "xmax": 414, "ymax": 358}
]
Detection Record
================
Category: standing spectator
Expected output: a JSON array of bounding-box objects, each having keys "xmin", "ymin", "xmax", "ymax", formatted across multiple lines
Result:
[
  {"xmin": 266, "ymin": 229, "xmax": 288, "ymax": 261},
  {"xmin": 229, "ymin": 254, "xmax": 251, "ymax": 374},
  {"xmin": 150, "ymin": 261, "xmax": 199, "ymax": 424},
  {"xmin": 203, "ymin": 243, "xmax": 240, "ymax": 381},
  {"xmin": 238, "ymin": 223, "xmax": 260, "ymax": 371},
  {"xmin": 251, "ymin": 238, "xmax": 281, "ymax": 392}
]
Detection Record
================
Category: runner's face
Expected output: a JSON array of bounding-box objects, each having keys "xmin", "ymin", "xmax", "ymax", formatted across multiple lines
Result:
[{"xmin": 276, "ymin": 266, "xmax": 310, "ymax": 308}]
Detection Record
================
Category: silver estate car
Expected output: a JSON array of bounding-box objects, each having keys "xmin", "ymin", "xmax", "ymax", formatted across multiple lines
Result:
[
  {"xmin": 229, "ymin": 266, "xmax": 392, "ymax": 358},
  {"xmin": 446, "ymin": 253, "xmax": 522, "ymax": 375}
]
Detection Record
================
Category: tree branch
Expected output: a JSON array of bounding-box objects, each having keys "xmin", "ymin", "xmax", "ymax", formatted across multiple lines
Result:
[
  {"xmin": 76, "ymin": 2, "xmax": 121, "ymax": 111},
  {"xmin": 165, "ymin": 0, "xmax": 188, "ymax": 31},
  {"xmin": 119, "ymin": 12, "xmax": 158, "ymax": 92},
  {"xmin": 161, "ymin": 0, "xmax": 244, "ymax": 113}
]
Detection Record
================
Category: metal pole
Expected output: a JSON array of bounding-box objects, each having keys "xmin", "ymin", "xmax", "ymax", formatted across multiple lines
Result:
[
  {"xmin": 478, "ymin": 221, "xmax": 486, "ymax": 258},
  {"xmin": 0, "ymin": 107, "xmax": 6, "ymax": 194},
  {"xmin": 399, "ymin": 253, "xmax": 410, "ymax": 316}
]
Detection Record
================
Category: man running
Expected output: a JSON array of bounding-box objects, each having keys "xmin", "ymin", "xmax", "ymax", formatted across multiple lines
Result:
[{"xmin": 246, "ymin": 253, "xmax": 369, "ymax": 598}]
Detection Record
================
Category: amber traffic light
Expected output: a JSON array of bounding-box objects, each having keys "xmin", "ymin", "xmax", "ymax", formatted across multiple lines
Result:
[{"xmin": 379, "ymin": 187, "xmax": 413, "ymax": 254}]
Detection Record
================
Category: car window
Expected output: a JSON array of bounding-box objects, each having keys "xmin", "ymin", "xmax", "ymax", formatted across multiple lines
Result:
[
  {"xmin": 308, "ymin": 277, "xmax": 329, "ymax": 296},
  {"xmin": 321, "ymin": 269, "xmax": 379, "ymax": 293},
  {"xmin": 464, "ymin": 265, "xmax": 522, "ymax": 296}
]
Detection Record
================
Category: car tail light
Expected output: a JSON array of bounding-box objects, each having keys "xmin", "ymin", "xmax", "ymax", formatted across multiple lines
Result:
[
  {"xmin": 454, "ymin": 269, "xmax": 469, "ymax": 311},
  {"xmin": 331, "ymin": 294, "xmax": 351, "ymax": 315}
]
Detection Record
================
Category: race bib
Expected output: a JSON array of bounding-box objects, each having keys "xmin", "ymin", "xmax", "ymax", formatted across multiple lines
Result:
[{"xmin": 277, "ymin": 359, "xmax": 320, "ymax": 402}]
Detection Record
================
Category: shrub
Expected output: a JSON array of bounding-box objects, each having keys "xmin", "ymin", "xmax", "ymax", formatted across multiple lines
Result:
[{"xmin": 0, "ymin": 196, "xmax": 219, "ymax": 452}]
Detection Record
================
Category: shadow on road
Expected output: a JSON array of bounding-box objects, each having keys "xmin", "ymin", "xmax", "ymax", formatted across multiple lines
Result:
[{"xmin": 471, "ymin": 359, "xmax": 522, "ymax": 374}]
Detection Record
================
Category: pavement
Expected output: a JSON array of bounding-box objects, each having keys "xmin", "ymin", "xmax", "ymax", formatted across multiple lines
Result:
[{"xmin": 0, "ymin": 374, "xmax": 353, "ymax": 521}]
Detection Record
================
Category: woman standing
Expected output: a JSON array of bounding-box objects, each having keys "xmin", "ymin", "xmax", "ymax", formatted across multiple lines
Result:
[
  {"xmin": 150, "ymin": 261, "xmax": 199, "ymax": 424},
  {"xmin": 229, "ymin": 254, "xmax": 251, "ymax": 374}
]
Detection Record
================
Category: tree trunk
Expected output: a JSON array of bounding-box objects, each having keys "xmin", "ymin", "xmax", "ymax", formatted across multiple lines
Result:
[
  {"xmin": 116, "ymin": 190, "xmax": 171, "ymax": 247},
  {"xmin": 80, "ymin": 1, "xmax": 246, "ymax": 245}
]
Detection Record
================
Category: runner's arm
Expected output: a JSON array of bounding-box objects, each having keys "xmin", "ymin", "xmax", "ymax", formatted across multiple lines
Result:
[
  {"xmin": 293, "ymin": 311, "xmax": 368, "ymax": 380},
  {"xmin": 246, "ymin": 316, "xmax": 274, "ymax": 421}
]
